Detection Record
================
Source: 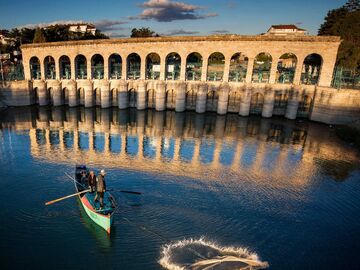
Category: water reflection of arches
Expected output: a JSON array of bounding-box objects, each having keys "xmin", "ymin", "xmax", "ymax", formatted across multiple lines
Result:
[
  {"xmin": 229, "ymin": 53, "xmax": 248, "ymax": 82},
  {"xmin": 301, "ymin": 54, "xmax": 322, "ymax": 85},
  {"xmin": 276, "ymin": 53, "xmax": 297, "ymax": 84},
  {"xmin": 186, "ymin": 52, "xmax": 202, "ymax": 81},
  {"xmin": 207, "ymin": 52, "xmax": 225, "ymax": 81},
  {"xmin": 44, "ymin": 56, "xmax": 56, "ymax": 79},
  {"xmin": 252, "ymin": 52, "xmax": 272, "ymax": 83},
  {"xmin": 227, "ymin": 90, "xmax": 241, "ymax": 113},
  {"xmin": 206, "ymin": 89, "xmax": 218, "ymax": 112},
  {"xmin": 59, "ymin": 55, "xmax": 71, "ymax": 79},
  {"xmin": 128, "ymin": 88, "xmax": 137, "ymax": 107},
  {"xmin": 147, "ymin": 89, "xmax": 155, "ymax": 108},
  {"xmin": 186, "ymin": 88, "xmax": 197, "ymax": 110},
  {"xmin": 30, "ymin": 56, "xmax": 41, "ymax": 80},
  {"xmin": 250, "ymin": 93, "xmax": 264, "ymax": 115},
  {"xmin": 166, "ymin": 89, "xmax": 176, "ymax": 109},
  {"xmin": 165, "ymin": 53, "xmax": 181, "ymax": 80},
  {"xmin": 273, "ymin": 91, "xmax": 288, "ymax": 114},
  {"xmin": 297, "ymin": 94, "xmax": 312, "ymax": 118}
]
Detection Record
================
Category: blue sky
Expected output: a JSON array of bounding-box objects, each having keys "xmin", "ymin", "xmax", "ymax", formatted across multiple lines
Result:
[{"xmin": 0, "ymin": 0, "xmax": 347, "ymax": 36}]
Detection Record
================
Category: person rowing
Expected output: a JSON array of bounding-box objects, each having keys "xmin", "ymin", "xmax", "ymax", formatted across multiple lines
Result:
[{"xmin": 94, "ymin": 169, "xmax": 106, "ymax": 209}]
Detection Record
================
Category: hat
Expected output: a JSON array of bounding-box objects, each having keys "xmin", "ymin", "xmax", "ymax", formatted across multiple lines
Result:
[{"xmin": 100, "ymin": 169, "xmax": 106, "ymax": 174}]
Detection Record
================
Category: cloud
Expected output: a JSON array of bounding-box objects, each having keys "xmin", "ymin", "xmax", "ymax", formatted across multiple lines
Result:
[
  {"xmin": 129, "ymin": 0, "xmax": 218, "ymax": 22},
  {"xmin": 93, "ymin": 19, "xmax": 128, "ymax": 31},
  {"xmin": 226, "ymin": 0, "xmax": 237, "ymax": 9},
  {"xmin": 210, "ymin": 30, "xmax": 230, "ymax": 34},
  {"xmin": 103, "ymin": 31, "xmax": 129, "ymax": 38},
  {"xmin": 162, "ymin": 29, "xmax": 199, "ymax": 36}
]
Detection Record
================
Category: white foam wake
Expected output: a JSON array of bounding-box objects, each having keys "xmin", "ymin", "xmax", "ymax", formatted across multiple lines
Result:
[{"xmin": 159, "ymin": 237, "xmax": 269, "ymax": 270}]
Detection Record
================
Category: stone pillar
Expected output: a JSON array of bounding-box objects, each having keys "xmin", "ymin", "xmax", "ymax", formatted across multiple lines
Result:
[
  {"xmin": 100, "ymin": 80, "xmax": 110, "ymax": 108},
  {"xmin": 269, "ymin": 59, "xmax": 278, "ymax": 84},
  {"xmin": 159, "ymin": 55, "xmax": 166, "ymax": 81},
  {"xmin": 180, "ymin": 55, "xmax": 187, "ymax": 81},
  {"xmin": 217, "ymin": 83, "xmax": 230, "ymax": 115},
  {"xmin": 140, "ymin": 55, "xmax": 146, "ymax": 80},
  {"xmin": 239, "ymin": 86, "xmax": 252, "ymax": 116},
  {"xmin": 245, "ymin": 58, "xmax": 254, "ymax": 83},
  {"xmin": 87, "ymin": 59, "xmax": 92, "ymax": 80},
  {"xmin": 293, "ymin": 58, "xmax": 304, "ymax": 85},
  {"xmin": 23, "ymin": 57, "xmax": 31, "ymax": 80},
  {"xmin": 175, "ymin": 82, "xmax": 186, "ymax": 112},
  {"xmin": 71, "ymin": 57, "xmax": 76, "ymax": 80},
  {"xmin": 122, "ymin": 55, "xmax": 128, "ymax": 80},
  {"xmin": 201, "ymin": 56, "xmax": 208, "ymax": 81},
  {"xmin": 137, "ymin": 80, "xmax": 147, "ymax": 110},
  {"xmin": 34, "ymin": 80, "xmax": 48, "ymax": 106},
  {"xmin": 118, "ymin": 80, "xmax": 128, "ymax": 109},
  {"xmin": 285, "ymin": 89, "xmax": 300, "ymax": 120},
  {"xmin": 55, "ymin": 58, "xmax": 60, "ymax": 80},
  {"xmin": 262, "ymin": 88, "xmax": 275, "ymax": 118},
  {"xmin": 40, "ymin": 59, "xmax": 45, "ymax": 80},
  {"xmin": 51, "ymin": 81, "xmax": 63, "ymax": 106},
  {"xmin": 318, "ymin": 56, "xmax": 337, "ymax": 87},
  {"xmin": 83, "ymin": 80, "xmax": 94, "ymax": 108},
  {"xmin": 155, "ymin": 81, "xmax": 166, "ymax": 111},
  {"xmin": 103, "ymin": 56, "xmax": 109, "ymax": 80},
  {"xmin": 223, "ymin": 56, "xmax": 231, "ymax": 82},
  {"xmin": 67, "ymin": 80, "xmax": 78, "ymax": 107},
  {"xmin": 196, "ymin": 83, "xmax": 207, "ymax": 113}
]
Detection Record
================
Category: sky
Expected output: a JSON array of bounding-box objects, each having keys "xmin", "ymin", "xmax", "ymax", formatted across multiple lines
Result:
[{"xmin": 0, "ymin": 0, "xmax": 348, "ymax": 37}]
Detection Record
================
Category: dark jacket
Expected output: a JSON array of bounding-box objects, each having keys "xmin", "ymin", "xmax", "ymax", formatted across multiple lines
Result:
[
  {"xmin": 96, "ymin": 174, "xmax": 106, "ymax": 192},
  {"xmin": 88, "ymin": 174, "xmax": 96, "ymax": 187}
]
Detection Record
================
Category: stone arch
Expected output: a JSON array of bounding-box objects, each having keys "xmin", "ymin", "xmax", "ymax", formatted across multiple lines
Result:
[
  {"xmin": 206, "ymin": 88, "xmax": 218, "ymax": 112},
  {"xmin": 78, "ymin": 88, "xmax": 85, "ymax": 105},
  {"xmin": 186, "ymin": 52, "xmax": 202, "ymax": 81},
  {"xmin": 301, "ymin": 53, "xmax": 323, "ymax": 85},
  {"xmin": 146, "ymin": 53, "xmax": 161, "ymax": 80},
  {"xmin": 207, "ymin": 52, "xmax": 225, "ymax": 81},
  {"xmin": 47, "ymin": 87, "xmax": 54, "ymax": 105},
  {"xmin": 297, "ymin": 94, "xmax": 312, "ymax": 117},
  {"xmin": 111, "ymin": 88, "xmax": 118, "ymax": 106},
  {"xmin": 128, "ymin": 88, "xmax": 137, "ymax": 107},
  {"xmin": 229, "ymin": 52, "xmax": 248, "ymax": 82},
  {"xmin": 127, "ymin": 53, "xmax": 141, "ymax": 80},
  {"xmin": 30, "ymin": 56, "xmax": 41, "ymax": 80},
  {"xmin": 59, "ymin": 55, "xmax": 71, "ymax": 79},
  {"xmin": 252, "ymin": 52, "xmax": 272, "ymax": 83},
  {"xmin": 33, "ymin": 87, "xmax": 39, "ymax": 104},
  {"xmin": 165, "ymin": 53, "xmax": 181, "ymax": 80},
  {"xmin": 94, "ymin": 88, "xmax": 101, "ymax": 106},
  {"xmin": 75, "ymin": 55, "xmax": 87, "ymax": 79},
  {"xmin": 166, "ymin": 89, "xmax": 176, "ymax": 109},
  {"xmin": 250, "ymin": 92, "xmax": 264, "ymax": 114},
  {"xmin": 274, "ymin": 90, "xmax": 289, "ymax": 109},
  {"xmin": 44, "ymin": 56, "xmax": 56, "ymax": 79},
  {"xmin": 109, "ymin": 54, "xmax": 122, "ymax": 79},
  {"xmin": 63, "ymin": 87, "xmax": 69, "ymax": 104},
  {"xmin": 186, "ymin": 87, "xmax": 197, "ymax": 110},
  {"xmin": 91, "ymin": 54, "xmax": 104, "ymax": 79},
  {"xmin": 276, "ymin": 53, "xmax": 297, "ymax": 84},
  {"xmin": 147, "ymin": 89, "xmax": 156, "ymax": 108},
  {"xmin": 228, "ymin": 90, "xmax": 241, "ymax": 112}
]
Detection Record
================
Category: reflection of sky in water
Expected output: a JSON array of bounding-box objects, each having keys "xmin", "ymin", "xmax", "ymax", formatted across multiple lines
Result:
[
  {"xmin": 161, "ymin": 137, "xmax": 175, "ymax": 160},
  {"xmin": 78, "ymin": 132, "xmax": 89, "ymax": 150},
  {"xmin": 110, "ymin": 135, "xmax": 121, "ymax": 154},
  {"xmin": 200, "ymin": 139, "xmax": 215, "ymax": 164},
  {"xmin": 49, "ymin": 130, "xmax": 60, "ymax": 146},
  {"xmin": 180, "ymin": 139, "xmax": 195, "ymax": 162},
  {"xmin": 241, "ymin": 142, "xmax": 258, "ymax": 168},
  {"xmin": 219, "ymin": 140, "xmax": 236, "ymax": 166},
  {"xmin": 64, "ymin": 131, "xmax": 74, "ymax": 149},
  {"xmin": 126, "ymin": 135, "xmax": 138, "ymax": 156},
  {"xmin": 94, "ymin": 133, "xmax": 105, "ymax": 152},
  {"xmin": 143, "ymin": 136, "xmax": 157, "ymax": 159},
  {"xmin": 262, "ymin": 144, "xmax": 281, "ymax": 171}
]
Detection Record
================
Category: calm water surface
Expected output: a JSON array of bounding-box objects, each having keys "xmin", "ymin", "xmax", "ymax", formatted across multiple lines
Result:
[{"xmin": 0, "ymin": 106, "xmax": 360, "ymax": 270}]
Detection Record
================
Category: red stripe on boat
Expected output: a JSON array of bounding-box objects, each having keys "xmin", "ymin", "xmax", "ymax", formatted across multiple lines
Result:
[{"xmin": 81, "ymin": 195, "xmax": 109, "ymax": 218}]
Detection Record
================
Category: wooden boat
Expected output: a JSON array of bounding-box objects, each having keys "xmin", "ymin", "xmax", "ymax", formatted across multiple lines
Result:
[{"xmin": 74, "ymin": 165, "xmax": 116, "ymax": 234}]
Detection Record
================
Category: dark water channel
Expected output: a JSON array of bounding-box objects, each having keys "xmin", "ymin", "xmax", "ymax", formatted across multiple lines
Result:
[{"xmin": 0, "ymin": 106, "xmax": 359, "ymax": 270}]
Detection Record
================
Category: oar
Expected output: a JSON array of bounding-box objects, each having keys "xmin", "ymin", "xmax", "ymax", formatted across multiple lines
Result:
[
  {"xmin": 45, "ymin": 189, "xmax": 90, "ymax": 206},
  {"xmin": 107, "ymin": 189, "xmax": 142, "ymax": 195},
  {"xmin": 64, "ymin": 172, "xmax": 86, "ymax": 188}
]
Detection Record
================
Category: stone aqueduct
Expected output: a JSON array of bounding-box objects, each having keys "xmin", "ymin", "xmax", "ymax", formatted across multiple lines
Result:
[{"xmin": 20, "ymin": 35, "xmax": 342, "ymax": 120}]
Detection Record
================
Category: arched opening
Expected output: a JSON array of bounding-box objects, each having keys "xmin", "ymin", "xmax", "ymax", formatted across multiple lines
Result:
[
  {"xmin": 127, "ymin": 53, "xmax": 141, "ymax": 80},
  {"xmin": 252, "ymin": 53, "xmax": 272, "ymax": 83},
  {"xmin": 48, "ymin": 88, "xmax": 54, "ymax": 105},
  {"xmin": 250, "ymin": 93, "xmax": 264, "ymax": 114},
  {"xmin": 128, "ymin": 88, "xmax": 137, "ymax": 107},
  {"xmin": 206, "ymin": 89, "xmax": 218, "ymax": 112},
  {"xmin": 30, "ymin": 56, "xmax": 41, "ymax": 80},
  {"xmin": 59, "ymin": 55, "xmax": 71, "ymax": 79},
  {"xmin": 146, "ymin": 53, "xmax": 161, "ymax": 80},
  {"xmin": 147, "ymin": 89, "xmax": 155, "ymax": 108},
  {"xmin": 229, "ymin": 53, "xmax": 248, "ymax": 82},
  {"xmin": 94, "ymin": 88, "xmax": 101, "ymax": 106},
  {"xmin": 166, "ymin": 89, "xmax": 176, "ymax": 109},
  {"xmin": 44, "ymin": 56, "xmax": 56, "ymax": 79},
  {"xmin": 186, "ymin": 88, "xmax": 196, "ymax": 110},
  {"xmin": 75, "ymin": 55, "xmax": 87, "ymax": 79},
  {"xmin": 78, "ymin": 88, "xmax": 85, "ymax": 105},
  {"xmin": 207, "ymin": 52, "xmax": 225, "ymax": 81},
  {"xmin": 301, "ymin": 54, "xmax": 322, "ymax": 85},
  {"xmin": 273, "ymin": 90, "xmax": 288, "ymax": 114},
  {"xmin": 111, "ymin": 88, "xmax": 118, "ymax": 106},
  {"xmin": 91, "ymin": 54, "xmax": 104, "ymax": 79},
  {"xmin": 165, "ymin": 53, "xmax": 181, "ymax": 80},
  {"xmin": 63, "ymin": 88, "xmax": 69, "ymax": 104},
  {"xmin": 34, "ymin": 87, "xmax": 39, "ymax": 104},
  {"xmin": 297, "ymin": 94, "xmax": 312, "ymax": 118},
  {"xmin": 186, "ymin": 52, "xmax": 202, "ymax": 81},
  {"xmin": 276, "ymin": 53, "xmax": 297, "ymax": 84},
  {"xmin": 109, "ymin": 54, "xmax": 122, "ymax": 79},
  {"xmin": 227, "ymin": 90, "xmax": 241, "ymax": 112}
]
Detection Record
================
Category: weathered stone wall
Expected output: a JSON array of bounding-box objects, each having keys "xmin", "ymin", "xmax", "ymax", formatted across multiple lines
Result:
[{"xmin": 0, "ymin": 80, "xmax": 34, "ymax": 106}]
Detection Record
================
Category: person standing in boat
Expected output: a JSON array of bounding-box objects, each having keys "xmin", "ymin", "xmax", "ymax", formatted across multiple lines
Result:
[
  {"xmin": 87, "ymin": 171, "xmax": 96, "ymax": 193},
  {"xmin": 94, "ymin": 169, "xmax": 106, "ymax": 209},
  {"xmin": 80, "ymin": 171, "xmax": 87, "ymax": 184}
]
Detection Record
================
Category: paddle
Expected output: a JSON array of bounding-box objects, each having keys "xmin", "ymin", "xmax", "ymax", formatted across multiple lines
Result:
[
  {"xmin": 118, "ymin": 190, "xmax": 142, "ymax": 195},
  {"xmin": 45, "ymin": 189, "xmax": 90, "ymax": 206}
]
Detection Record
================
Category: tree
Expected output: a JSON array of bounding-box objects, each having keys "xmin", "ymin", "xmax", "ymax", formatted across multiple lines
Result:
[
  {"xmin": 33, "ymin": 28, "xmax": 46, "ymax": 43},
  {"xmin": 131, "ymin": 27, "xmax": 156, "ymax": 38},
  {"xmin": 319, "ymin": 0, "xmax": 360, "ymax": 70}
]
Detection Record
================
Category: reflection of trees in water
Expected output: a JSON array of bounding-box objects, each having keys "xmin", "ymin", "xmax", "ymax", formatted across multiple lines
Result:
[{"xmin": 314, "ymin": 158, "xmax": 358, "ymax": 181}]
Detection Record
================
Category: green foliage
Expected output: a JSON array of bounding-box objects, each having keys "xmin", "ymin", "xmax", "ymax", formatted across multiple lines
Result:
[
  {"xmin": 318, "ymin": 0, "xmax": 360, "ymax": 70},
  {"xmin": 33, "ymin": 28, "xmax": 46, "ymax": 43},
  {"xmin": 131, "ymin": 27, "xmax": 156, "ymax": 38}
]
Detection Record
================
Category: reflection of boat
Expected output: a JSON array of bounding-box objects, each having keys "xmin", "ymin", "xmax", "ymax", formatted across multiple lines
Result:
[{"xmin": 75, "ymin": 165, "xmax": 116, "ymax": 234}]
